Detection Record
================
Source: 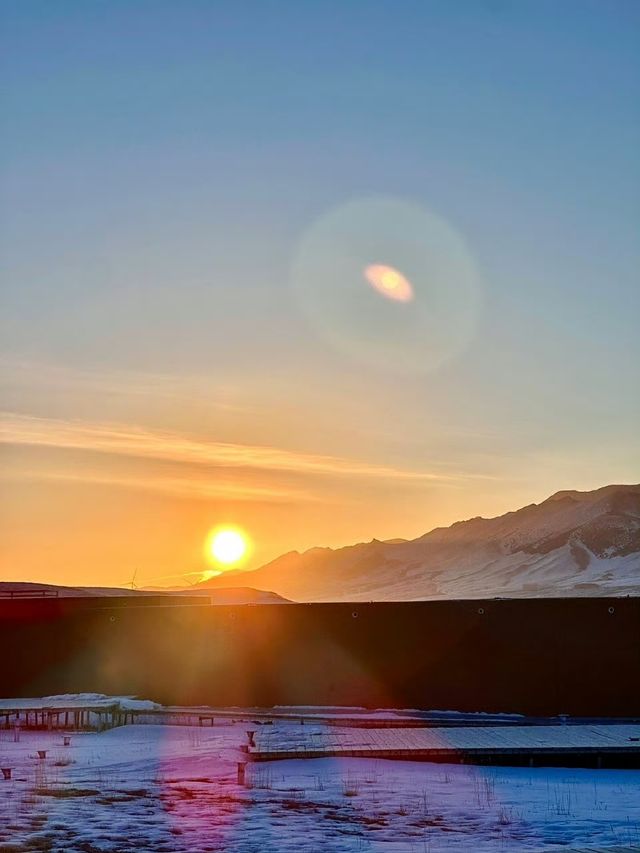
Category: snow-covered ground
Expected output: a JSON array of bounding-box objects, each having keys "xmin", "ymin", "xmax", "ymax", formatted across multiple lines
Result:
[{"xmin": 1, "ymin": 723, "xmax": 640, "ymax": 852}]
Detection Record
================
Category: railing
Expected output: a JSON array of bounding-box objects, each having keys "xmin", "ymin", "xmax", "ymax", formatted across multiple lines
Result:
[{"xmin": 0, "ymin": 589, "xmax": 60, "ymax": 599}]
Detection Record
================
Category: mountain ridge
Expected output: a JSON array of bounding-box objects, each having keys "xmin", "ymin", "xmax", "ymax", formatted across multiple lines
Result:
[
  {"xmin": 198, "ymin": 484, "xmax": 640, "ymax": 601},
  {"xmin": 5, "ymin": 485, "xmax": 637, "ymax": 603}
]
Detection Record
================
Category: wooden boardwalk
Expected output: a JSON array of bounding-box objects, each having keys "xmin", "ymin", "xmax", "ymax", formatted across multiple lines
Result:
[
  {"xmin": 3, "ymin": 700, "xmax": 640, "ymax": 768},
  {"xmin": 0, "ymin": 703, "xmax": 135, "ymax": 731},
  {"xmin": 248, "ymin": 723, "xmax": 640, "ymax": 768}
]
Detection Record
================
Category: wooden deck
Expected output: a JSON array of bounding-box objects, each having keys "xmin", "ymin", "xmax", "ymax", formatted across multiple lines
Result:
[
  {"xmin": 0, "ymin": 703, "xmax": 135, "ymax": 731},
  {"xmin": 247, "ymin": 723, "xmax": 640, "ymax": 768},
  {"xmin": 3, "ymin": 700, "xmax": 640, "ymax": 768}
]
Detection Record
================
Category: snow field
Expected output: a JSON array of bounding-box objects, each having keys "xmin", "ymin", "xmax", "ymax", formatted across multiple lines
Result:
[{"xmin": 0, "ymin": 724, "xmax": 639, "ymax": 852}]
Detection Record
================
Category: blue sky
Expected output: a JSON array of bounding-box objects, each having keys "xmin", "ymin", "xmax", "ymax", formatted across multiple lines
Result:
[{"xmin": 1, "ymin": 1, "xmax": 638, "ymax": 584}]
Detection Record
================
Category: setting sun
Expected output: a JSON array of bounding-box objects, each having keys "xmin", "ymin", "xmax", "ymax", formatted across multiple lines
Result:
[{"xmin": 206, "ymin": 527, "xmax": 249, "ymax": 568}]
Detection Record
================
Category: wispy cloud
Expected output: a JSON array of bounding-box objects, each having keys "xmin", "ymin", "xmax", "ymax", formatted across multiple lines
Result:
[
  {"xmin": 0, "ymin": 359, "xmax": 247, "ymax": 411},
  {"xmin": 0, "ymin": 412, "xmax": 457, "ymax": 482},
  {"xmin": 8, "ymin": 469, "xmax": 306, "ymax": 503}
]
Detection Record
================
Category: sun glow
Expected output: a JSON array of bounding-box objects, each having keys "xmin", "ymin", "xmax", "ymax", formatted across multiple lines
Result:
[{"xmin": 205, "ymin": 527, "xmax": 249, "ymax": 573}]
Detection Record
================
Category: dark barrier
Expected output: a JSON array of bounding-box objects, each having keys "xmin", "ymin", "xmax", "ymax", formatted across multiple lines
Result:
[{"xmin": 0, "ymin": 597, "xmax": 638, "ymax": 716}]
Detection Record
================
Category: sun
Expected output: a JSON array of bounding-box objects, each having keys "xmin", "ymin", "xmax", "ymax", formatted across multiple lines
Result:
[{"xmin": 206, "ymin": 527, "xmax": 249, "ymax": 569}]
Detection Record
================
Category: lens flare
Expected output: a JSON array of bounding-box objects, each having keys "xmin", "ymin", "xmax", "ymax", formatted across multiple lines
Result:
[
  {"xmin": 291, "ymin": 196, "xmax": 481, "ymax": 375},
  {"xmin": 364, "ymin": 264, "xmax": 414, "ymax": 302}
]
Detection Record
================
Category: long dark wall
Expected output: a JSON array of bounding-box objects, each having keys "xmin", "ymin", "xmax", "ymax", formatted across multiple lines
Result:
[{"xmin": 1, "ymin": 597, "xmax": 638, "ymax": 716}]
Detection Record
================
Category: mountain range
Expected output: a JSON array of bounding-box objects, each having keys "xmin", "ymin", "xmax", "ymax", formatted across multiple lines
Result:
[
  {"xmin": 197, "ymin": 484, "xmax": 640, "ymax": 601},
  {"xmin": 4, "ymin": 484, "xmax": 637, "ymax": 603}
]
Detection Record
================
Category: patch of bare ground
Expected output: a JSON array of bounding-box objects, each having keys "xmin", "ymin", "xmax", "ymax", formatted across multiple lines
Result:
[
  {"xmin": 95, "ymin": 788, "xmax": 149, "ymax": 804},
  {"xmin": 34, "ymin": 788, "xmax": 99, "ymax": 799}
]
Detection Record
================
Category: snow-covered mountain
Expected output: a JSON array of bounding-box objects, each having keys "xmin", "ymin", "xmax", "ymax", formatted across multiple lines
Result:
[{"xmin": 204, "ymin": 484, "xmax": 640, "ymax": 601}]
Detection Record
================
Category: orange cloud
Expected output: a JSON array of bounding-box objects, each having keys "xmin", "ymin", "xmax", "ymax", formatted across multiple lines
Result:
[
  {"xmin": 8, "ymin": 469, "xmax": 307, "ymax": 503},
  {"xmin": 0, "ymin": 412, "xmax": 458, "ymax": 483}
]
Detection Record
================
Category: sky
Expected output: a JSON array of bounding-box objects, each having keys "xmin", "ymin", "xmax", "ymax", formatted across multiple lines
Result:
[{"xmin": 1, "ymin": 0, "xmax": 639, "ymax": 588}]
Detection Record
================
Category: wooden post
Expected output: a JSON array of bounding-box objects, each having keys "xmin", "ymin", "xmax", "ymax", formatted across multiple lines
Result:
[
  {"xmin": 237, "ymin": 762, "xmax": 246, "ymax": 786},
  {"xmin": 1, "ymin": 768, "xmax": 12, "ymax": 780}
]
